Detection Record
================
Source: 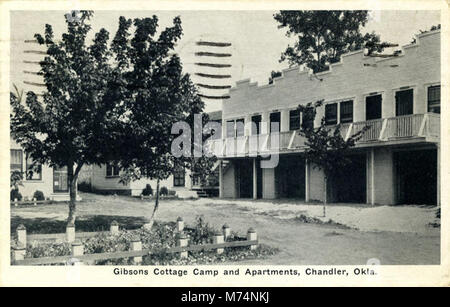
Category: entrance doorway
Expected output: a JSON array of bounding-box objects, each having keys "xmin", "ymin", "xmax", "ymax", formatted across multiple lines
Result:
[
  {"xmin": 236, "ymin": 159, "xmax": 253, "ymax": 198},
  {"xmin": 394, "ymin": 149, "xmax": 437, "ymax": 205},
  {"xmin": 277, "ymin": 155, "xmax": 305, "ymax": 199},
  {"xmin": 330, "ymin": 154, "xmax": 366, "ymax": 203}
]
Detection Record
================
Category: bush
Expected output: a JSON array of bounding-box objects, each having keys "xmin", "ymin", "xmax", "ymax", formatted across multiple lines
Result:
[
  {"xmin": 10, "ymin": 189, "xmax": 22, "ymax": 201},
  {"xmin": 33, "ymin": 190, "xmax": 45, "ymax": 201},
  {"xmin": 77, "ymin": 181, "xmax": 92, "ymax": 192},
  {"xmin": 142, "ymin": 184, "xmax": 153, "ymax": 196},
  {"xmin": 159, "ymin": 186, "xmax": 168, "ymax": 196}
]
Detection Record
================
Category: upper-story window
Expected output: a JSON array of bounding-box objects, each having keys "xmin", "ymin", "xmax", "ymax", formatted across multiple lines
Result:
[
  {"xmin": 395, "ymin": 88, "xmax": 413, "ymax": 116},
  {"xmin": 226, "ymin": 120, "xmax": 234, "ymax": 138},
  {"xmin": 428, "ymin": 85, "xmax": 440, "ymax": 114},
  {"xmin": 106, "ymin": 163, "xmax": 120, "ymax": 177},
  {"xmin": 26, "ymin": 154, "xmax": 42, "ymax": 180},
  {"xmin": 340, "ymin": 100, "xmax": 353, "ymax": 123},
  {"xmin": 251, "ymin": 115, "xmax": 261, "ymax": 135},
  {"xmin": 366, "ymin": 94, "xmax": 382, "ymax": 120},
  {"xmin": 10, "ymin": 149, "xmax": 23, "ymax": 173},
  {"xmin": 235, "ymin": 118, "xmax": 245, "ymax": 137},
  {"xmin": 270, "ymin": 112, "xmax": 280, "ymax": 133},
  {"xmin": 325, "ymin": 103, "xmax": 338, "ymax": 125},
  {"xmin": 289, "ymin": 109, "xmax": 301, "ymax": 131}
]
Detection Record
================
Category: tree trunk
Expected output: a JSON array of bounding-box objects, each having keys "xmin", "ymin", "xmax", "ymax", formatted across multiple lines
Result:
[
  {"xmin": 67, "ymin": 162, "xmax": 83, "ymax": 224},
  {"xmin": 67, "ymin": 163, "xmax": 76, "ymax": 224},
  {"xmin": 143, "ymin": 179, "xmax": 160, "ymax": 230},
  {"xmin": 323, "ymin": 175, "xmax": 327, "ymax": 217}
]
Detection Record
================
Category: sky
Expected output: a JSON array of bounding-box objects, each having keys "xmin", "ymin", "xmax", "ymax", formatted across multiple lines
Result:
[{"xmin": 10, "ymin": 10, "xmax": 441, "ymax": 112}]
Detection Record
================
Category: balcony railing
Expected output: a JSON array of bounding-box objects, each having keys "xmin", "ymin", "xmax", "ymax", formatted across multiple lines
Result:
[{"xmin": 206, "ymin": 113, "xmax": 439, "ymax": 158}]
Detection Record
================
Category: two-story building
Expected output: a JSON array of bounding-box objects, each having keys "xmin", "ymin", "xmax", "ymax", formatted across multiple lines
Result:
[{"xmin": 209, "ymin": 29, "xmax": 441, "ymax": 206}]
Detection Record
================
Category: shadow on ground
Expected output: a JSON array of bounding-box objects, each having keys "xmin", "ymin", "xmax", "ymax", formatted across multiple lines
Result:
[{"xmin": 11, "ymin": 215, "xmax": 148, "ymax": 234}]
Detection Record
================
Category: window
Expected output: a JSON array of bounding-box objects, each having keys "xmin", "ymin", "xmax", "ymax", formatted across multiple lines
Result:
[
  {"xmin": 251, "ymin": 115, "xmax": 261, "ymax": 135},
  {"xmin": 289, "ymin": 109, "xmax": 301, "ymax": 131},
  {"xmin": 173, "ymin": 167, "xmax": 185, "ymax": 187},
  {"xmin": 235, "ymin": 118, "xmax": 245, "ymax": 137},
  {"xmin": 340, "ymin": 100, "xmax": 353, "ymax": 123},
  {"xmin": 10, "ymin": 149, "xmax": 23, "ymax": 173},
  {"xmin": 106, "ymin": 164, "xmax": 120, "ymax": 177},
  {"xmin": 53, "ymin": 166, "xmax": 68, "ymax": 192},
  {"xmin": 26, "ymin": 154, "xmax": 42, "ymax": 180},
  {"xmin": 301, "ymin": 112, "xmax": 314, "ymax": 131},
  {"xmin": 226, "ymin": 120, "xmax": 235, "ymax": 138},
  {"xmin": 428, "ymin": 85, "xmax": 440, "ymax": 114},
  {"xmin": 366, "ymin": 94, "xmax": 382, "ymax": 120},
  {"xmin": 395, "ymin": 88, "xmax": 413, "ymax": 116},
  {"xmin": 325, "ymin": 103, "xmax": 338, "ymax": 125},
  {"xmin": 270, "ymin": 112, "xmax": 280, "ymax": 133}
]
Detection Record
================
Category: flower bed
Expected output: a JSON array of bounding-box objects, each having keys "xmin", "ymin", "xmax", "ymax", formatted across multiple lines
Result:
[{"xmin": 12, "ymin": 216, "xmax": 278, "ymax": 265}]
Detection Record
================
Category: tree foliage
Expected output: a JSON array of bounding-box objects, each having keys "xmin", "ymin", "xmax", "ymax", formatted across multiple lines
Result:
[{"xmin": 274, "ymin": 11, "xmax": 386, "ymax": 73}]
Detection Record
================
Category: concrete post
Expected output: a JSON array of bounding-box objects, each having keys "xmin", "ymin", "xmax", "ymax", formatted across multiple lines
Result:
[
  {"xmin": 247, "ymin": 228, "xmax": 258, "ymax": 251},
  {"xmin": 33, "ymin": 198, "xmax": 37, "ymax": 206},
  {"xmin": 176, "ymin": 217, "xmax": 184, "ymax": 232},
  {"xmin": 177, "ymin": 233, "xmax": 189, "ymax": 258},
  {"xmin": 131, "ymin": 239, "xmax": 142, "ymax": 264},
  {"xmin": 140, "ymin": 194, "xmax": 144, "ymax": 200},
  {"xmin": 14, "ymin": 198, "xmax": 18, "ymax": 207},
  {"xmin": 17, "ymin": 224, "xmax": 27, "ymax": 247},
  {"xmin": 12, "ymin": 246, "xmax": 26, "ymax": 263},
  {"xmin": 110, "ymin": 220, "xmax": 119, "ymax": 235},
  {"xmin": 66, "ymin": 223, "xmax": 75, "ymax": 243},
  {"xmin": 213, "ymin": 231, "xmax": 224, "ymax": 254},
  {"xmin": 71, "ymin": 241, "xmax": 84, "ymax": 257},
  {"xmin": 222, "ymin": 224, "xmax": 231, "ymax": 240}
]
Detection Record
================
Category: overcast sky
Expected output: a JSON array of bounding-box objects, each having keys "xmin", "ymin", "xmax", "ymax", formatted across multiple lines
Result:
[{"xmin": 11, "ymin": 10, "xmax": 441, "ymax": 112}]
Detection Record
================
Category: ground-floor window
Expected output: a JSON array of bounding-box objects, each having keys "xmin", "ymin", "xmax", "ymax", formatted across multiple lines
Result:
[
  {"xmin": 53, "ymin": 166, "xmax": 68, "ymax": 193},
  {"xmin": 26, "ymin": 154, "xmax": 42, "ymax": 180},
  {"xmin": 106, "ymin": 163, "xmax": 120, "ymax": 177},
  {"xmin": 10, "ymin": 149, "xmax": 23, "ymax": 173},
  {"xmin": 173, "ymin": 166, "xmax": 185, "ymax": 187}
]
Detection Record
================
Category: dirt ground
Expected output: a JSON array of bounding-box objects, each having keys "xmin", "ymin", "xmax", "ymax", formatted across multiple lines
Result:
[{"xmin": 11, "ymin": 192, "xmax": 440, "ymax": 265}]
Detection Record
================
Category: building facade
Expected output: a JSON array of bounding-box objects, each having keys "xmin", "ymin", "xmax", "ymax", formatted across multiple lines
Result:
[
  {"xmin": 10, "ymin": 138, "xmax": 72, "ymax": 201},
  {"xmin": 209, "ymin": 29, "xmax": 441, "ymax": 205}
]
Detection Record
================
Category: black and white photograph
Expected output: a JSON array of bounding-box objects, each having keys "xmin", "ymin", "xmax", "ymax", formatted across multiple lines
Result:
[{"xmin": 0, "ymin": 0, "xmax": 448, "ymax": 288}]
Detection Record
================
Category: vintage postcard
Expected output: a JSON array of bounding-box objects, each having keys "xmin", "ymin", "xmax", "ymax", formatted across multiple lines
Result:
[{"xmin": 0, "ymin": 0, "xmax": 448, "ymax": 289}]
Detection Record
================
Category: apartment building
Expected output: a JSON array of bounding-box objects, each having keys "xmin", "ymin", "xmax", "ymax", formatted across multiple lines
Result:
[{"xmin": 208, "ymin": 29, "xmax": 441, "ymax": 205}]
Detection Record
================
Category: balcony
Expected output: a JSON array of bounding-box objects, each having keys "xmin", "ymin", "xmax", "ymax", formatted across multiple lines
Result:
[{"xmin": 206, "ymin": 113, "xmax": 440, "ymax": 158}]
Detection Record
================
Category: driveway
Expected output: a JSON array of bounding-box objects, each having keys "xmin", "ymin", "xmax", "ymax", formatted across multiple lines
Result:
[{"xmin": 11, "ymin": 192, "xmax": 440, "ymax": 265}]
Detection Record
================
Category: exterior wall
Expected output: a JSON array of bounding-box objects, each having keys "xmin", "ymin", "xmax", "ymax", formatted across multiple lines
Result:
[
  {"xmin": 91, "ymin": 164, "xmax": 195, "ymax": 198},
  {"xmin": 10, "ymin": 139, "xmax": 71, "ymax": 201},
  {"xmin": 372, "ymin": 148, "xmax": 395, "ymax": 205},
  {"xmin": 224, "ymin": 31, "xmax": 440, "ymax": 126},
  {"xmin": 308, "ymin": 163, "xmax": 325, "ymax": 202},
  {"xmin": 262, "ymin": 167, "xmax": 276, "ymax": 199},
  {"xmin": 222, "ymin": 161, "xmax": 237, "ymax": 198}
]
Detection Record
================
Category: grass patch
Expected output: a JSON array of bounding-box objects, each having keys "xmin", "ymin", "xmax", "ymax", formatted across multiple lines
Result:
[{"xmin": 294, "ymin": 214, "xmax": 352, "ymax": 230}]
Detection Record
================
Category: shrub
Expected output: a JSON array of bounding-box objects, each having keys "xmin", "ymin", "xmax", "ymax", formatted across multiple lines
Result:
[
  {"xmin": 159, "ymin": 186, "xmax": 168, "ymax": 196},
  {"xmin": 142, "ymin": 184, "xmax": 153, "ymax": 196},
  {"xmin": 33, "ymin": 190, "xmax": 45, "ymax": 201},
  {"xmin": 77, "ymin": 181, "xmax": 92, "ymax": 192},
  {"xmin": 10, "ymin": 189, "xmax": 22, "ymax": 201},
  {"xmin": 188, "ymin": 215, "xmax": 215, "ymax": 245}
]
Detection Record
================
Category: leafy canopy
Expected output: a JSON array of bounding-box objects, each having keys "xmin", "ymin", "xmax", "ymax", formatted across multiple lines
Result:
[{"xmin": 274, "ymin": 10, "xmax": 385, "ymax": 73}]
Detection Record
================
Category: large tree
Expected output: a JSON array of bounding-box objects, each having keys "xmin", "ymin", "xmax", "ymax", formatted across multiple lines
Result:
[
  {"xmin": 112, "ymin": 15, "xmax": 216, "ymax": 229},
  {"xmin": 274, "ymin": 10, "xmax": 386, "ymax": 73},
  {"xmin": 10, "ymin": 11, "xmax": 125, "ymax": 223},
  {"xmin": 298, "ymin": 101, "xmax": 368, "ymax": 217}
]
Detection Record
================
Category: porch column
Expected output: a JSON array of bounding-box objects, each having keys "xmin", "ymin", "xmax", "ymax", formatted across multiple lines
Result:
[
  {"xmin": 305, "ymin": 159, "xmax": 310, "ymax": 202},
  {"xmin": 369, "ymin": 148, "xmax": 375, "ymax": 205},
  {"xmin": 219, "ymin": 160, "xmax": 223, "ymax": 198},
  {"xmin": 253, "ymin": 158, "xmax": 257, "ymax": 199}
]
